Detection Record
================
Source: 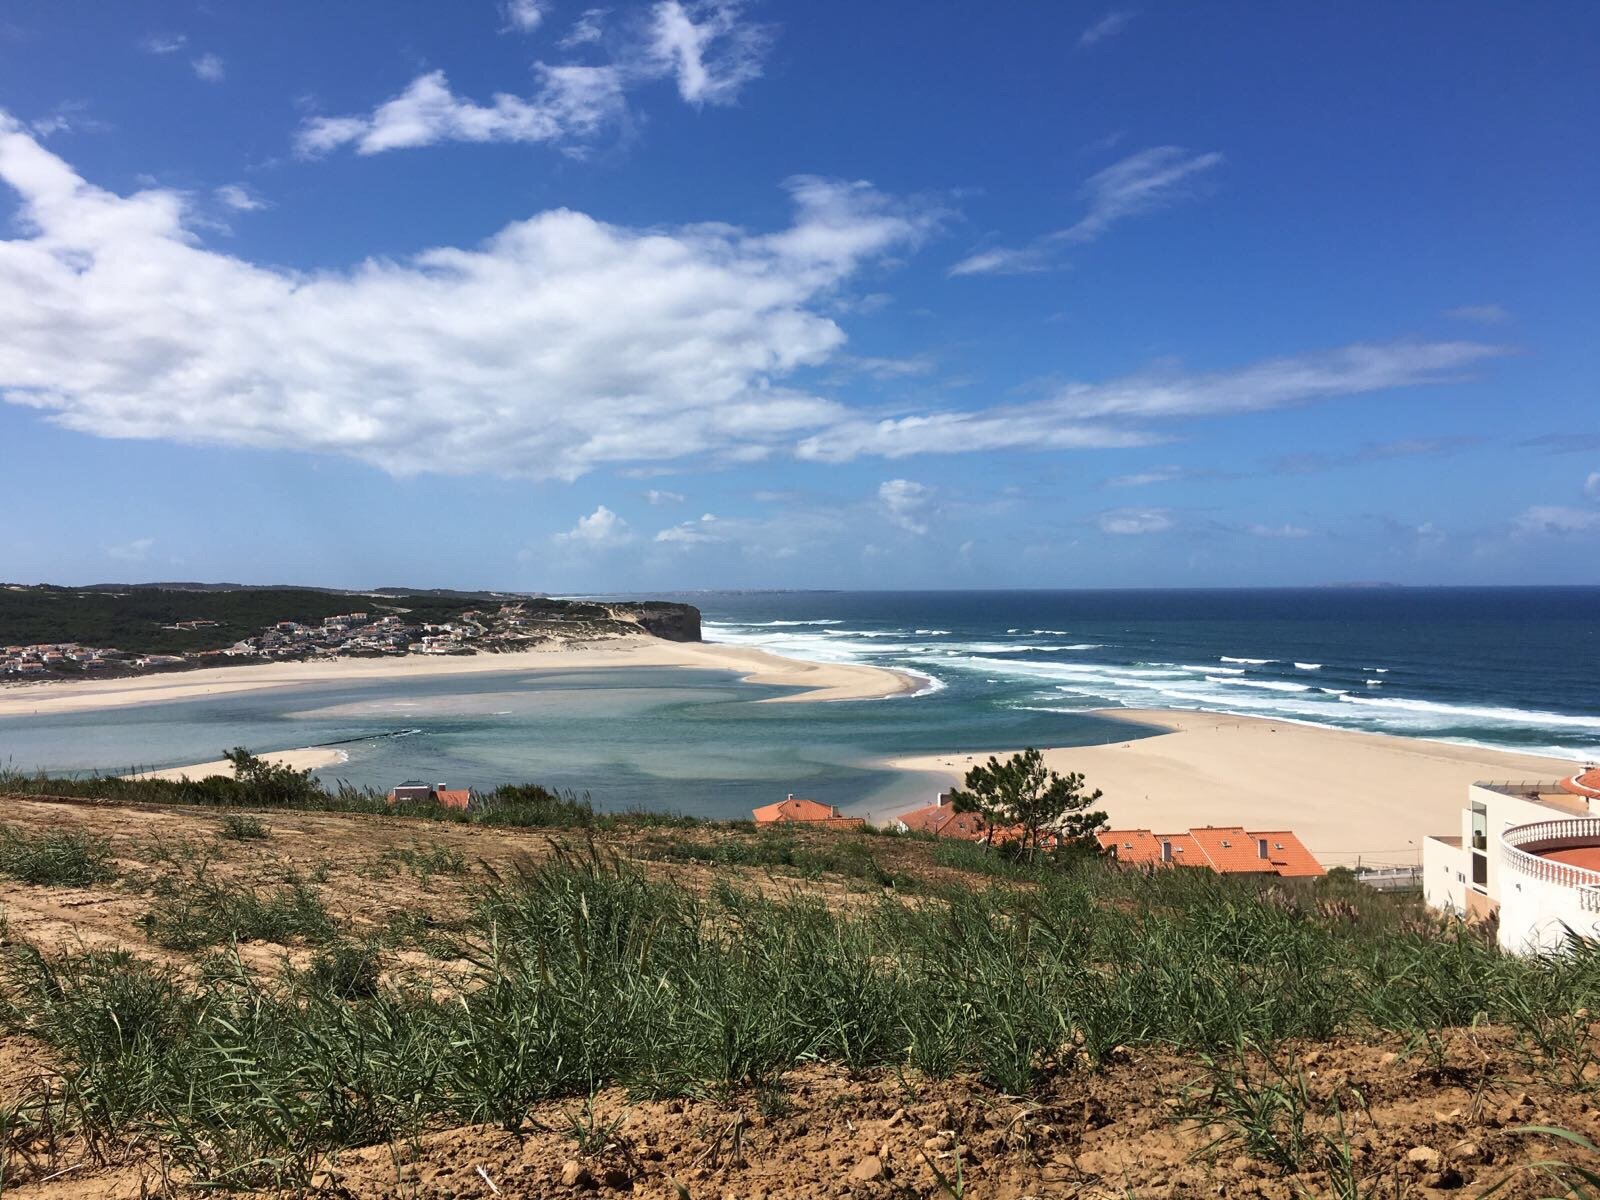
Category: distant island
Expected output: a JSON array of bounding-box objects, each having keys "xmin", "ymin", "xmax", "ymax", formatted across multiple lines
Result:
[{"xmin": 0, "ymin": 583, "xmax": 700, "ymax": 682}]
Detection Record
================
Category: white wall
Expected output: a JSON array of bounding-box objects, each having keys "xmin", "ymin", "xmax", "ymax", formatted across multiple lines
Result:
[
  {"xmin": 1422, "ymin": 836, "xmax": 1467, "ymax": 915},
  {"xmin": 1498, "ymin": 874, "xmax": 1600, "ymax": 955}
]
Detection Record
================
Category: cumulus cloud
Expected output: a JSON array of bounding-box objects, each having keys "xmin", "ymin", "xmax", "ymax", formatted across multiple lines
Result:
[
  {"xmin": 655, "ymin": 512, "xmax": 723, "ymax": 544},
  {"xmin": 192, "ymin": 53, "xmax": 225, "ymax": 83},
  {"xmin": 1585, "ymin": 471, "xmax": 1599, "ymax": 500},
  {"xmin": 301, "ymin": 1, "xmax": 768, "ymax": 157},
  {"xmin": 555, "ymin": 505, "xmax": 633, "ymax": 546},
  {"xmin": 1098, "ymin": 507, "xmax": 1172, "ymax": 535},
  {"xmin": 0, "ymin": 118, "xmax": 940, "ymax": 479},
  {"xmin": 503, "ymin": 0, "xmax": 547, "ymax": 32},
  {"xmin": 107, "ymin": 536, "xmax": 155, "ymax": 561},
  {"xmin": 1077, "ymin": 10, "xmax": 1135, "ymax": 49},
  {"xmin": 878, "ymin": 479, "xmax": 933, "ymax": 534},
  {"xmin": 951, "ymin": 146, "xmax": 1223, "ymax": 276},
  {"xmin": 798, "ymin": 341, "xmax": 1502, "ymax": 462},
  {"xmin": 297, "ymin": 67, "xmax": 626, "ymax": 156},
  {"xmin": 214, "ymin": 184, "xmax": 266, "ymax": 212},
  {"xmin": 1512, "ymin": 505, "xmax": 1600, "ymax": 537}
]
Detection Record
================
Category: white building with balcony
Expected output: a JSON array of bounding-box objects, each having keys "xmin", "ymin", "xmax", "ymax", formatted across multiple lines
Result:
[{"xmin": 1423, "ymin": 766, "xmax": 1600, "ymax": 954}]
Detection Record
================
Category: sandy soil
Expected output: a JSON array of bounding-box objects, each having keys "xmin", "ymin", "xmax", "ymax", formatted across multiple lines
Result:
[
  {"xmin": 1, "ymin": 796, "xmax": 1595, "ymax": 1198},
  {"xmin": 0, "ymin": 636, "xmax": 917, "ymax": 718},
  {"xmin": 887, "ymin": 709, "xmax": 1582, "ymax": 868},
  {"xmin": 121, "ymin": 746, "xmax": 351, "ymax": 782}
]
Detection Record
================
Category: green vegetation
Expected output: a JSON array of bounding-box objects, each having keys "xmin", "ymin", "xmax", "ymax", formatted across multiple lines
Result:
[
  {"xmin": 637, "ymin": 828, "xmax": 908, "ymax": 888},
  {"xmin": 3, "ymin": 845, "xmax": 1598, "ymax": 1189},
  {"xmin": 949, "ymin": 747, "xmax": 1107, "ymax": 857},
  {"xmin": 216, "ymin": 812, "xmax": 270, "ymax": 841},
  {"xmin": 0, "ymin": 823, "xmax": 115, "ymax": 887},
  {"xmin": 0, "ymin": 584, "xmax": 519, "ymax": 656}
]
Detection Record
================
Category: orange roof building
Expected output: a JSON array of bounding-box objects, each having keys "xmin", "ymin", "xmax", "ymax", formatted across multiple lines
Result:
[
  {"xmin": 1097, "ymin": 825, "xmax": 1324, "ymax": 877},
  {"xmin": 752, "ymin": 794, "xmax": 866, "ymax": 828},
  {"xmin": 1560, "ymin": 765, "xmax": 1600, "ymax": 800}
]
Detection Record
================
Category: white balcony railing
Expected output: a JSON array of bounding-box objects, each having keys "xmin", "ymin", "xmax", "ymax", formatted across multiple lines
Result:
[{"xmin": 1501, "ymin": 819, "xmax": 1600, "ymax": 913}]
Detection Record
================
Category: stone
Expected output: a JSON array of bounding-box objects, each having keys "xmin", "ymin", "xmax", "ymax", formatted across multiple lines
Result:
[
  {"xmin": 1406, "ymin": 1146, "xmax": 1441, "ymax": 1169},
  {"xmin": 560, "ymin": 1160, "xmax": 595, "ymax": 1189},
  {"xmin": 849, "ymin": 1156, "xmax": 886, "ymax": 1183}
]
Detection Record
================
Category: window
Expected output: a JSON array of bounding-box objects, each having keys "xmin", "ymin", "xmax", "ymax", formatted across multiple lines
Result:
[
  {"xmin": 1161, "ymin": 841, "xmax": 1172, "ymax": 862},
  {"xmin": 1221, "ymin": 839, "xmax": 1231, "ymax": 848},
  {"xmin": 1258, "ymin": 838, "xmax": 1269, "ymax": 859}
]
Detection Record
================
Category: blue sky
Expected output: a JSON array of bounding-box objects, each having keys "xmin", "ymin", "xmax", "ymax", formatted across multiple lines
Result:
[{"xmin": 0, "ymin": 2, "xmax": 1596, "ymax": 591}]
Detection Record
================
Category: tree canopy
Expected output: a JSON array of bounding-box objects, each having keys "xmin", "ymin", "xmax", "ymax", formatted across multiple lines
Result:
[{"xmin": 949, "ymin": 748, "xmax": 1107, "ymax": 859}]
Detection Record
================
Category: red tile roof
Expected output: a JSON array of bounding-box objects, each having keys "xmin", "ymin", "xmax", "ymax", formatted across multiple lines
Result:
[
  {"xmin": 1097, "ymin": 825, "xmax": 1323, "ymax": 877},
  {"xmin": 1561, "ymin": 766, "xmax": 1600, "ymax": 800},
  {"xmin": 435, "ymin": 789, "xmax": 472, "ymax": 810},
  {"xmin": 752, "ymin": 796, "xmax": 865, "ymax": 827}
]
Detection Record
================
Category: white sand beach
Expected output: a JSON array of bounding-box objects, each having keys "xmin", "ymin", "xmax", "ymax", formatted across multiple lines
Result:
[
  {"xmin": 886, "ymin": 709, "xmax": 1582, "ymax": 868},
  {"xmin": 123, "ymin": 747, "xmax": 350, "ymax": 782},
  {"xmin": 0, "ymin": 637, "xmax": 917, "ymax": 719}
]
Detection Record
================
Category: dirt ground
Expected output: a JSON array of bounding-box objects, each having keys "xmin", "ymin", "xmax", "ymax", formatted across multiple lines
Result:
[{"xmin": 3, "ymin": 795, "xmax": 1598, "ymax": 1199}]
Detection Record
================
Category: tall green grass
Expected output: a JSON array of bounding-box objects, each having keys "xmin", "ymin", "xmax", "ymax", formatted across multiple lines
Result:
[
  {"xmin": 3, "ymin": 848, "xmax": 1597, "ymax": 1188},
  {"xmin": 0, "ymin": 823, "xmax": 115, "ymax": 887}
]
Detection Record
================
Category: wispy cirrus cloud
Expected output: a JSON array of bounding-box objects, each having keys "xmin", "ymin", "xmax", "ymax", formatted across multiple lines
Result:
[
  {"xmin": 138, "ymin": 33, "xmax": 186, "ymax": 55},
  {"xmin": 191, "ymin": 53, "xmax": 225, "ymax": 83},
  {"xmin": 799, "ymin": 342, "xmax": 1505, "ymax": 462},
  {"xmin": 951, "ymin": 146, "xmax": 1223, "ymax": 275},
  {"xmin": 300, "ymin": 0, "xmax": 768, "ymax": 157},
  {"xmin": 1444, "ymin": 303, "xmax": 1509, "ymax": 324},
  {"xmin": 1271, "ymin": 435, "xmax": 1482, "ymax": 475},
  {"xmin": 1077, "ymin": 10, "xmax": 1135, "ymax": 49},
  {"xmin": 1098, "ymin": 507, "xmax": 1172, "ymax": 535}
]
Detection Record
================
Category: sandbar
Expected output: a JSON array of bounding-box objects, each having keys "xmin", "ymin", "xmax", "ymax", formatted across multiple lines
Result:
[{"xmin": 0, "ymin": 637, "xmax": 918, "ymax": 719}]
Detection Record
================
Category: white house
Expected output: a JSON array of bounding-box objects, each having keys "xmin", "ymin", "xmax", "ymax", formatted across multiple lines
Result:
[{"xmin": 1423, "ymin": 766, "xmax": 1600, "ymax": 954}]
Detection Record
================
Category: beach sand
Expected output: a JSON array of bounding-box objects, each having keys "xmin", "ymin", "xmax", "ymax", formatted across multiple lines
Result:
[
  {"xmin": 886, "ymin": 709, "xmax": 1582, "ymax": 868},
  {"xmin": 123, "ymin": 746, "xmax": 350, "ymax": 782},
  {"xmin": 0, "ymin": 637, "xmax": 917, "ymax": 718}
]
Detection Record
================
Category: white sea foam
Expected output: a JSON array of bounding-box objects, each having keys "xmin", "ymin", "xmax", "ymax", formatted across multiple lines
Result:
[
  {"xmin": 1364, "ymin": 666, "xmax": 1389, "ymax": 673},
  {"xmin": 913, "ymin": 629, "xmax": 951, "ymax": 635},
  {"xmin": 1365, "ymin": 679, "xmax": 1383, "ymax": 687},
  {"xmin": 1207, "ymin": 676, "xmax": 1312, "ymax": 692},
  {"xmin": 1339, "ymin": 693, "xmax": 1600, "ymax": 730},
  {"xmin": 705, "ymin": 618, "xmax": 845, "ymax": 628},
  {"xmin": 1220, "ymin": 656, "xmax": 1275, "ymax": 665},
  {"xmin": 1190, "ymin": 664, "xmax": 1244, "ymax": 674},
  {"xmin": 1294, "ymin": 662, "xmax": 1322, "ymax": 670}
]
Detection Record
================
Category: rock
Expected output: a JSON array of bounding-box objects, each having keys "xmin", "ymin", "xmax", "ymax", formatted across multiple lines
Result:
[
  {"xmin": 1424, "ymin": 1167, "xmax": 1465, "ymax": 1190},
  {"xmin": 1452, "ymin": 1140, "xmax": 1483, "ymax": 1163},
  {"xmin": 883, "ymin": 1107, "xmax": 907, "ymax": 1128},
  {"xmin": 849, "ymin": 1156, "xmax": 886, "ymax": 1183},
  {"xmin": 560, "ymin": 1160, "xmax": 595, "ymax": 1189},
  {"xmin": 1379, "ymin": 1051, "xmax": 1400, "ymax": 1067},
  {"xmin": 1406, "ymin": 1146, "xmax": 1442, "ymax": 1169}
]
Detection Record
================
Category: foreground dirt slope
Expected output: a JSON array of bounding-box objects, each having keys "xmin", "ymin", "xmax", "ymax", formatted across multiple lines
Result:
[{"xmin": 2, "ymin": 795, "xmax": 1598, "ymax": 1198}]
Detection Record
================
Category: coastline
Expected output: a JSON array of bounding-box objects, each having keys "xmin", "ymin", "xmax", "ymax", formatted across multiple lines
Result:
[
  {"xmin": 883, "ymin": 708, "xmax": 1582, "ymax": 868},
  {"xmin": 123, "ymin": 747, "xmax": 351, "ymax": 782},
  {"xmin": 0, "ymin": 636, "xmax": 919, "ymax": 719}
]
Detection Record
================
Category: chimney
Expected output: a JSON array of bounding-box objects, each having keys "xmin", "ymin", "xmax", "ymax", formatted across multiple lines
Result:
[{"xmin": 787, "ymin": 793, "xmax": 794, "ymax": 801}]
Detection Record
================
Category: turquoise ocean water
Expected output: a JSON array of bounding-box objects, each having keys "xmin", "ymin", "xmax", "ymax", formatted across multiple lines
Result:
[{"xmin": 2, "ymin": 588, "xmax": 1596, "ymax": 820}]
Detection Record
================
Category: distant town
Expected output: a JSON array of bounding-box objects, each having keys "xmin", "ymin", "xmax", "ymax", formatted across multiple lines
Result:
[{"xmin": 0, "ymin": 585, "xmax": 700, "ymax": 682}]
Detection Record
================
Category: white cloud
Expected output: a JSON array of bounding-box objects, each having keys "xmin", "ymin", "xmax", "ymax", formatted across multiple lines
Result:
[
  {"xmin": 645, "ymin": 488, "xmax": 685, "ymax": 504},
  {"xmin": 1108, "ymin": 465, "xmax": 1187, "ymax": 487},
  {"xmin": 1077, "ymin": 10, "xmax": 1135, "ymax": 49},
  {"xmin": 798, "ymin": 340, "xmax": 1501, "ymax": 462},
  {"xmin": 1246, "ymin": 522, "xmax": 1311, "ymax": 539},
  {"xmin": 139, "ymin": 33, "xmax": 186, "ymax": 54},
  {"xmin": 192, "ymin": 54, "xmax": 225, "ymax": 83},
  {"xmin": 0, "ymin": 120, "xmax": 933, "ymax": 480},
  {"xmin": 561, "ymin": 8, "xmax": 608, "ymax": 48},
  {"xmin": 655, "ymin": 512, "xmax": 721, "ymax": 544},
  {"xmin": 647, "ymin": 0, "xmax": 769, "ymax": 106},
  {"xmin": 951, "ymin": 146, "xmax": 1223, "ymax": 276},
  {"xmin": 297, "ymin": 67, "xmax": 626, "ymax": 156},
  {"xmin": 214, "ymin": 184, "xmax": 266, "ymax": 212},
  {"xmin": 302, "ymin": 1, "xmax": 769, "ymax": 158},
  {"xmin": 1586, "ymin": 471, "xmax": 1600, "ymax": 500},
  {"xmin": 503, "ymin": 0, "xmax": 547, "ymax": 32},
  {"xmin": 1098, "ymin": 507, "xmax": 1172, "ymax": 535},
  {"xmin": 1512, "ymin": 505, "xmax": 1600, "ymax": 537},
  {"xmin": 555, "ymin": 504, "xmax": 633, "ymax": 546},
  {"xmin": 107, "ymin": 536, "xmax": 154, "ymax": 561},
  {"xmin": 878, "ymin": 478, "xmax": 933, "ymax": 534},
  {"xmin": 1444, "ymin": 304, "xmax": 1509, "ymax": 325}
]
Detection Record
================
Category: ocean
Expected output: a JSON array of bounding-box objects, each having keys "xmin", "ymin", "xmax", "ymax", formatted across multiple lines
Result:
[{"xmin": 2, "ymin": 588, "xmax": 1596, "ymax": 820}]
